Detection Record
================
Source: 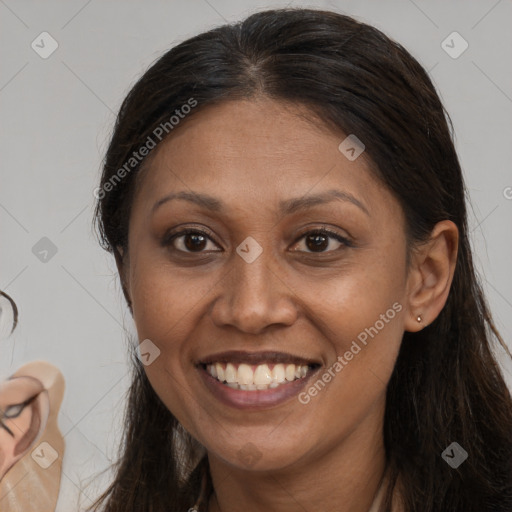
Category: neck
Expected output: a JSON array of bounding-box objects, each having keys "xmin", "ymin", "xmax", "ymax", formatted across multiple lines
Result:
[{"xmin": 207, "ymin": 399, "xmax": 388, "ymax": 512}]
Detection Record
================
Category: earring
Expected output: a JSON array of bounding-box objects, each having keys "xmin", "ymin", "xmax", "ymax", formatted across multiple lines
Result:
[{"xmin": 417, "ymin": 315, "xmax": 422, "ymax": 323}]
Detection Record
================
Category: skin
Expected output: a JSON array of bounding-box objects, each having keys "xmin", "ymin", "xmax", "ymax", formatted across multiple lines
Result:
[{"xmin": 117, "ymin": 97, "xmax": 458, "ymax": 512}]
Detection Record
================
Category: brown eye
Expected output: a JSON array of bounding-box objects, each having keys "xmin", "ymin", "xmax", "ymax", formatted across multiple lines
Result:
[
  {"xmin": 164, "ymin": 228, "xmax": 221, "ymax": 253},
  {"xmin": 294, "ymin": 229, "xmax": 352, "ymax": 253},
  {"xmin": 183, "ymin": 232, "xmax": 208, "ymax": 252}
]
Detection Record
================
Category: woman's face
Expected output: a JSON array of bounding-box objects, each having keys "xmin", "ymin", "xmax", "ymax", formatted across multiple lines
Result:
[{"xmin": 122, "ymin": 98, "xmax": 414, "ymax": 471}]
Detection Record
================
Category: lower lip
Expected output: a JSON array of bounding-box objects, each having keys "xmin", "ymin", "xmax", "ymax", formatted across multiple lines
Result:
[{"xmin": 197, "ymin": 365, "xmax": 320, "ymax": 410}]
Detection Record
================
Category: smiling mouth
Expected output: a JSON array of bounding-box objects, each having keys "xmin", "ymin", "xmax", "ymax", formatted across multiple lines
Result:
[{"xmin": 200, "ymin": 362, "xmax": 320, "ymax": 391}]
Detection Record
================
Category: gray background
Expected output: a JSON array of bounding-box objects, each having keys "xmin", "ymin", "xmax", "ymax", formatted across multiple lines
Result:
[{"xmin": 1, "ymin": 0, "xmax": 511, "ymax": 509}]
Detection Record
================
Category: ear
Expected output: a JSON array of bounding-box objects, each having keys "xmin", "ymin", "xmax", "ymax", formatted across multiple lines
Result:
[
  {"xmin": 404, "ymin": 220, "xmax": 459, "ymax": 332},
  {"xmin": 114, "ymin": 245, "xmax": 133, "ymax": 314}
]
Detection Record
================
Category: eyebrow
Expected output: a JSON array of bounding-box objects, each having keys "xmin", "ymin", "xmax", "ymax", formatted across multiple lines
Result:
[{"xmin": 152, "ymin": 189, "xmax": 369, "ymax": 216}]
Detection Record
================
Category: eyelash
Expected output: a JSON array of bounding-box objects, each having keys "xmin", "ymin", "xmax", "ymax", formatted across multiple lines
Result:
[{"xmin": 163, "ymin": 226, "xmax": 353, "ymax": 254}]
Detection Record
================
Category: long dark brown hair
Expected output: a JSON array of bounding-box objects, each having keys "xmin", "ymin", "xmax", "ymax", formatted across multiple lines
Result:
[{"xmin": 89, "ymin": 8, "xmax": 512, "ymax": 511}]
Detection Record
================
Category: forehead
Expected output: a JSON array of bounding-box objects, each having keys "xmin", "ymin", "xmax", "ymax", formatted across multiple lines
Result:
[{"xmin": 132, "ymin": 98, "xmax": 395, "ymax": 221}]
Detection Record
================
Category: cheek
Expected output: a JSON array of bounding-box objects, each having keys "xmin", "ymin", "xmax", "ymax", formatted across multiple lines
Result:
[
  {"xmin": 128, "ymin": 260, "xmax": 217, "ymax": 419},
  {"xmin": 129, "ymin": 259, "xmax": 211, "ymax": 343},
  {"xmin": 291, "ymin": 299, "xmax": 404, "ymax": 457},
  {"xmin": 298, "ymin": 246, "xmax": 407, "ymax": 401},
  {"xmin": 305, "ymin": 283, "xmax": 404, "ymax": 394},
  {"xmin": 306, "ymin": 249, "xmax": 405, "ymax": 343}
]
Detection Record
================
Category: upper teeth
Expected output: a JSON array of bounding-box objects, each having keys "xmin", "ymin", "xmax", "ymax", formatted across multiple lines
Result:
[{"xmin": 206, "ymin": 362, "xmax": 309, "ymax": 390}]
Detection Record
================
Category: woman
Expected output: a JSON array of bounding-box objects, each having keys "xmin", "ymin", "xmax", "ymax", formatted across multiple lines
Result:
[{"xmin": 89, "ymin": 8, "xmax": 512, "ymax": 512}]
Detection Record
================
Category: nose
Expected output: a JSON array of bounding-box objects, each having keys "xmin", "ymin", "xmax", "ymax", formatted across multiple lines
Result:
[{"xmin": 210, "ymin": 247, "xmax": 299, "ymax": 335}]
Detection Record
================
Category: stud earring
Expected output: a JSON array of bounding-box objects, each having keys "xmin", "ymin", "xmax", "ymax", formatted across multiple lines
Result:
[{"xmin": 417, "ymin": 315, "xmax": 422, "ymax": 323}]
